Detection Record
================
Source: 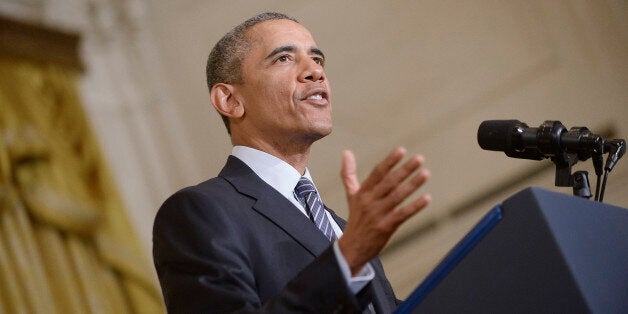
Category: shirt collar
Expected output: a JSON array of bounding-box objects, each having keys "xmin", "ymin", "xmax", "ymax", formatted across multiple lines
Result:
[
  {"xmin": 231, "ymin": 146, "xmax": 343, "ymax": 238},
  {"xmin": 231, "ymin": 146, "xmax": 316, "ymax": 207}
]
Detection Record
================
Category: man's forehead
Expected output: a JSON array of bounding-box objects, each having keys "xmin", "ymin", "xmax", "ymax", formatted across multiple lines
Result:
[{"xmin": 246, "ymin": 19, "xmax": 317, "ymax": 50}]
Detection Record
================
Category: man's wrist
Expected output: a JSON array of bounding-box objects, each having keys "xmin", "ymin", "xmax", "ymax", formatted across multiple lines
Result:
[
  {"xmin": 333, "ymin": 240, "xmax": 374, "ymax": 294},
  {"xmin": 337, "ymin": 236, "xmax": 368, "ymax": 276}
]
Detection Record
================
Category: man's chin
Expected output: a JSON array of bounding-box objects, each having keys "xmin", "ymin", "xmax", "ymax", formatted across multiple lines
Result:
[
  {"xmin": 301, "ymin": 125, "xmax": 332, "ymax": 143},
  {"xmin": 314, "ymin": 124, "xmax": 333, "ymax": 139}
]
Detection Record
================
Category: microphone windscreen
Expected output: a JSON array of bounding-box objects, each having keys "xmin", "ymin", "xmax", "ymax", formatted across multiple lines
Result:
[{"xmin": 477, "ymin": 120, "xmax": 521, "ymax": 151}]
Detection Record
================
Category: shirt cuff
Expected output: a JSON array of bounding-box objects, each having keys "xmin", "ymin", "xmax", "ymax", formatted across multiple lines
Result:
[{"xmin": 332, "ymin": 240, "xmax": 375, "ymax": 294}]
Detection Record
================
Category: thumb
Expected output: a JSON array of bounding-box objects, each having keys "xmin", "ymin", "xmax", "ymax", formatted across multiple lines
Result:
[{"xmin": 341, "ymin": 150, "xmax": 360, "ymax": 196}]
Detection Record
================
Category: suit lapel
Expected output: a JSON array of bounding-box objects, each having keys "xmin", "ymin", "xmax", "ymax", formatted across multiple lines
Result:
[
  {"xmin": 219, "ymin": 156, "xmax": 396, "ymax": 311},
  {"xmin": 328, "ymin": 208, "xmax": 347, "ymax": 230},
  {"xmin": 219, "ymin": 156, "xmax": 331, "ymax": 257}
]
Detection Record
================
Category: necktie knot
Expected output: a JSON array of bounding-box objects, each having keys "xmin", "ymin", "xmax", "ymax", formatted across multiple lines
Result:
[
  {"xmin": 295, "ymin": 177, "xmax": 317, "ymax": 203},
  {"xmin": 294, "ymin": 177, "xmax": 336, "ymax": 242}
]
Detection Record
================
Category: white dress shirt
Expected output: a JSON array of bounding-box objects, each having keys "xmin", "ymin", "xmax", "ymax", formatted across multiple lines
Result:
[{"xmin": 232, "ymin": 146, "xmax": 374, "ymax": 294}]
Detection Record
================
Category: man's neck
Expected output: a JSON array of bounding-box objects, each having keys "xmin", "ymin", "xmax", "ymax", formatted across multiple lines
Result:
[{"xmin": 232, "ymin": 138, "xmax": 312, "ymax": 175}]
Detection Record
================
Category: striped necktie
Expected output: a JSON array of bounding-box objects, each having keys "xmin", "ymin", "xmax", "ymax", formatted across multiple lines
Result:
[{"xmin": 294, "ymin": 177, "xmax": 337, "ymax": 242}]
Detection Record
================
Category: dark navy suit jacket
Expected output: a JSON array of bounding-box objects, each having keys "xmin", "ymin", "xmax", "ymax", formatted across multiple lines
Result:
[{"xmin": 153, "ymin": 156, "xmax": 398, "ymax": 313}]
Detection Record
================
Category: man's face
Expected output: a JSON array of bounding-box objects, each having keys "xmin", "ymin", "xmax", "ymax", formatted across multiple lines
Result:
[{"xmin": 233, "ymin": 19, "xmax": 332, "ymax": 145}]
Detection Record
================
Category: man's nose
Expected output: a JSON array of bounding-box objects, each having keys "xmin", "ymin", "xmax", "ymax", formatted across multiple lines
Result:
[{"xmin": 298, "ymin": 59, "xmax": 325, "ymax": 82}]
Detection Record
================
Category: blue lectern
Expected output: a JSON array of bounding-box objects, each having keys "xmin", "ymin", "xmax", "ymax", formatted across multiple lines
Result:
[{"xmin": 396, "ymin": 187, "xmax": 628, "ymax": 314}]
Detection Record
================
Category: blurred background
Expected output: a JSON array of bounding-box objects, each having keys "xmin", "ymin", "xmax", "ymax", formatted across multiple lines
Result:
[{"xmin": 1, "ymin": 0, "xmax": 626, "ymax": 312}]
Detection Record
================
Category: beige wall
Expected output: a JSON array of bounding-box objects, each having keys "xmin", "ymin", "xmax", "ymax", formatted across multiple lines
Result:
[
  {"xmin": 145, "ymin": 0, "xmax": 627, "ymax": 297},
  {"xmin": 2, "ymin": 0, "xmax": 625, "ymax": 301}
]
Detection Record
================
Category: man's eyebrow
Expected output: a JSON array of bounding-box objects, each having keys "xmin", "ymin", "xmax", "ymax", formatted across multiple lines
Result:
[
  {"xmin": 310, "ymin": 47, "xmax": 325, "ymax": 59},
  {"xmin": 264, "ymin": 46, "xmax": 326, "ymax": 60},
  {"xmin": 265, "ymin": 46, "xmax": 296, "ymax": 60}
]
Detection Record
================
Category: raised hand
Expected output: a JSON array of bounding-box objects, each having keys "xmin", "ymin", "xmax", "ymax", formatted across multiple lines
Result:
[{"xmin": 338, "ymin": 147, "xmax": 431, "ymax": 275}]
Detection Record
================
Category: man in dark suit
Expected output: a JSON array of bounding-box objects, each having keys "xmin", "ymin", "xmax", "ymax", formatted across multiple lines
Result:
[{"xmin": 153, "ymin": 12, "xmax": 431, "ymax": 313}]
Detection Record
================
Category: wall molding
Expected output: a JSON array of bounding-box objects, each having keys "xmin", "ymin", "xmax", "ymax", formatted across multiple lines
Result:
[{"xmin": 0, "ymin": 14, "xmax": 82, "ymax": 71}]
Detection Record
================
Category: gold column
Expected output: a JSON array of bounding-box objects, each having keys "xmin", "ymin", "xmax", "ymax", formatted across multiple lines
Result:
[{"xmin": 0, "ymin": 16, "xmax": 164, "ymax": 313}]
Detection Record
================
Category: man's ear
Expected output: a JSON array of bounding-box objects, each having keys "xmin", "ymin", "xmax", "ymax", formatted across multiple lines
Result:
[{"xmin": 210, "ymin": 83, "xmax": 244, "ymax": 118}]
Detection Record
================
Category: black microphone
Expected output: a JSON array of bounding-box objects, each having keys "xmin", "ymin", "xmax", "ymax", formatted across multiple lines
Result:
[
  {"xmin": 477, "ymin": 120, "xmax": 604, "ymax": 162},
  {"xmin": 477, "ymin": 120, "xmax": 544, "ymax": 160}
]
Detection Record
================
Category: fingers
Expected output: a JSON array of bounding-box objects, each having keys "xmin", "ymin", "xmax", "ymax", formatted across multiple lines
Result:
[
  {"xmin": 341, "ymin": 150, "xmax": 360, "ymax": 195},
  {"xmin": 360, "ymin": 147, "xmax": 407, "ymax": 191},
  {"xmin": 384, "ymin": 193, "xmax": 432, "ymax": 227},
  {"xmin": 343, "ymin": 146, "xmax": 430, "ymax": 214},
  {"xmin": 370, "ymin": 154, "xmax": 425, "ymax": 199},
  {"xmin": 381, "ymin": 168, "xmax": 430, "ymax": 209}
]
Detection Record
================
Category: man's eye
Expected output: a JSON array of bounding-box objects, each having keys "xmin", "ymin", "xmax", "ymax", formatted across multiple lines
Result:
[
  {"xmin": 313, "ymin": 57, "xmax": 325, "ymax": 66},
  {"xmin": 276, "ymin": 55, "xmax": 290, "ymax": 63}
]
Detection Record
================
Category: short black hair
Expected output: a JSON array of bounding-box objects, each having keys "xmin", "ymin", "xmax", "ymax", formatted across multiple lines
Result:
[{"xmin": 206, "ymin": 12, "xmax": 299, "ymax": 135}]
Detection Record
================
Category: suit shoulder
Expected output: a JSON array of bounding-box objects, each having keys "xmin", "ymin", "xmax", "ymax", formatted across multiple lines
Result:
[
  {"xmin": 162, "ymin": 177, "xmax": 236, "ymax": 205},
  {"xmin": 154, "ymin": 176, "xmax": 252, "ymax": 225}
]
